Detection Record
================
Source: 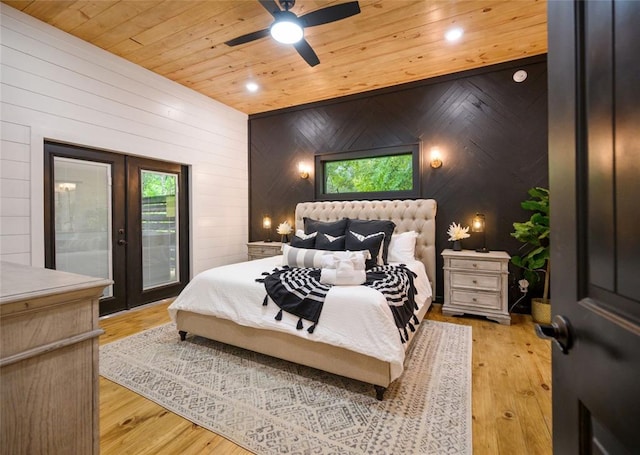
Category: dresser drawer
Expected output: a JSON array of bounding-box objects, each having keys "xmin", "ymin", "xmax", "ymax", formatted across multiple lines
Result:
[
  {"xmin": 450, "ymin": 258, "xmax": 502, "ymax": 272},
  {"xmin": 451, "ymin": 289, "xmax": 501, "ymax": 310},
  {"xmin": 451, "ymin": 272, "xmax": 500, "ymax": 291}
]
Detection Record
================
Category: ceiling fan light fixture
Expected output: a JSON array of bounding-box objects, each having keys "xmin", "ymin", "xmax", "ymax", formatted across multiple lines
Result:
[{"xmin": 270, "ymin": 13, "xmax": 303, "ymax": 44}]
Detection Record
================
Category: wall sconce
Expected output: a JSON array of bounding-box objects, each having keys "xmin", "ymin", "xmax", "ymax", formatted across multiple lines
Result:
[
  {"xmin": 472, "ymin": 213, "xmax": 489, "ymax": 253},
  {"xmin": 430, "ymin": 148, "xmax": 443, "ymax": 169},
  {"xmin": 262, "ymin": 215, "xmax": 272, "ymax": 242},
  {"xmin": 298, "ymin": 162, "xmax": 310, "ymax": 179}
]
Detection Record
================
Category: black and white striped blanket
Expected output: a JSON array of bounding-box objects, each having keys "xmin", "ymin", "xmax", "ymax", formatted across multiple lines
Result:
[{"xmin": 256, "ymin": 264, "xmax": 420, "ymax": 343}]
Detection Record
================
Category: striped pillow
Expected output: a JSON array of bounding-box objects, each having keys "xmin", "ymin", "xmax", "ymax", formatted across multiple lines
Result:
[{"xmin": 281, "ymin": 244, "xmax": 329, "ymax": 268}]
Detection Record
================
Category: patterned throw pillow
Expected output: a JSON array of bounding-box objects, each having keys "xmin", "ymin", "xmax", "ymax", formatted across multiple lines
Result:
[
  {"xmin": 315, "ymin": 233, "xmax": 346, "ymax": 251},
  {"xmin": 347, "ymin": 219, "xmax": 396, "ymax": 264},
  {"xmin": 281, "ymin": 244, "xmax": 329, "ymax": 268},
  {"xmin": 290, "ymin": 230, "xmax": 317, "ymax": 248},
  {"xmin": 303, "ymin": 218, "xmax": 348, "ymax": 236},
  {"xmin": 345, "ymin": 230, "xmax": 385, "ymax": 270}
]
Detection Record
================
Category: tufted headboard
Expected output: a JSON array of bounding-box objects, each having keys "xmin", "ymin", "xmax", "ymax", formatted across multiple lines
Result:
[{"xmin": 295, "ymin": 199, "xmax": 437, "ymax": 295}]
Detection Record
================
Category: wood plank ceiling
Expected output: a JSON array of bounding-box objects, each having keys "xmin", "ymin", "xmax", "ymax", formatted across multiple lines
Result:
[{"xmin": 3, "ymin": 0, "xmax": 547, "ymax": 115}]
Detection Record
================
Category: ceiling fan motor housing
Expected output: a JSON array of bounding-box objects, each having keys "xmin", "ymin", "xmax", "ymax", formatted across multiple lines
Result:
[{"xmin": 279, "ymin": 0, "xmax": 296, "ymax": 11}]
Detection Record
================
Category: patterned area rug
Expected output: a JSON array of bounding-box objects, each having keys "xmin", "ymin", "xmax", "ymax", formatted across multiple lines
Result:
[{"xmin": 100, "ymin": 320, "xmax": 472, "ymax": 454}]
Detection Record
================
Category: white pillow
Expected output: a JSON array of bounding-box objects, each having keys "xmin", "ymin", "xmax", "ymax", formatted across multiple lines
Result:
[
  {"xmin": 387, "ymin": 231, "xmax": 418, "ymax": 263},
  {"xmin": 281, "ymin": 244, "xmax": 329, "ymax": 268},
  {"xmin": 320, "ymin": 250, "xmax": 369, "ymax": 270}
]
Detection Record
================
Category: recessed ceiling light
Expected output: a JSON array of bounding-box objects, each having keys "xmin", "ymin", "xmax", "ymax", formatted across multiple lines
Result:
[
  {"xmin": 513, "ymin": 70, "xmax": 528, "ymax": 83},
  {"xmin": 246, "ymin": 82, "xmax": 259, "ymax": 92},
  {"xmin": 445, "ymin": 28, "xmax": 464, "ymax": 42}
]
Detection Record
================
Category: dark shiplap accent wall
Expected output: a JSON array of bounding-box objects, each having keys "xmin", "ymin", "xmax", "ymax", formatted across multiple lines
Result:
[{"xmin": 248, "ymin": 56, "xmax": 548, "ymax": 303}]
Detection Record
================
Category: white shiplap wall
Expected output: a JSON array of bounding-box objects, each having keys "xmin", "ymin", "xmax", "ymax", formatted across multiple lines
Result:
[{"xmin": 0, "ymin": 4, "xmax": 248, "ymax": 275}]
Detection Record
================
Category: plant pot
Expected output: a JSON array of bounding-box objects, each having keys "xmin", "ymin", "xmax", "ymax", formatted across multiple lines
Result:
[
  {"xmin": 531, "ymin": 297, "xmax": 551, "ymax": 324},
  {"xmin": 452, "ymin": 240, "xmax": 462, "ymax": 251}
]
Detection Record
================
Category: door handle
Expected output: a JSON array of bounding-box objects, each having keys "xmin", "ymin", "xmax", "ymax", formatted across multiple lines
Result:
[
  {"xmin": 535, "ymin": 315, "xmax": 573, "ymax": 354},
  {"xmin": 117, "ymin": 228, "xmax": 127, "ymax": 246}
]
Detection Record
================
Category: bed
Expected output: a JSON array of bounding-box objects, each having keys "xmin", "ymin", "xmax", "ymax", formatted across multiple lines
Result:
[{"xmin": 168, "ymin": 199, "xmax": 437, "ymax": 400}]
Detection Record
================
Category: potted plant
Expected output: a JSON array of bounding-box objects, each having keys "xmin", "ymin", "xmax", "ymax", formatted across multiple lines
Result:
[{"xmin": 511, "ymin": 187, "xmax": 550, "ymax": 323}]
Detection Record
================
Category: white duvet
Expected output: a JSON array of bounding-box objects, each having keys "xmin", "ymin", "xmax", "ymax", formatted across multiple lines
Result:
[{"xmin": 168, "ymin": 256, "xmax": 432, "ymax": 381}]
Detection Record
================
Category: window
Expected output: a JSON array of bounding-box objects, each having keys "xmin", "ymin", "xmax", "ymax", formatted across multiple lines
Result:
[{"xmin": 315, "ymin": 144, "xmax": 420, "ymax": 200}]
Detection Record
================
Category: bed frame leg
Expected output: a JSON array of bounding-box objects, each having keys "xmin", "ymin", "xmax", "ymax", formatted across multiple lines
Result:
[
  {"xmin": 374, "ymin": 385, "xmax": 386, "ymax": 401},
  {"xmin": 179, "ymin": 330, "xmax": 187, "ymax": 341}
]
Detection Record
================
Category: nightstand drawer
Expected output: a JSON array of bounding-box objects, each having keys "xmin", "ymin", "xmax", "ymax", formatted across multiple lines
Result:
[
  {"xmin": 451, "ymin": 289, "xmax": 501, "ymax": 310},
  {"xmin": 252, "ymin": 246, "xmax": 281, "ymax": 256},
  {"xmin": 450, "ymin": 258, "xmax": 502, "ymax": 272},
  {"xmin": 247, "ymin": 242, "xmax": 283, "ymax": 261},
  {"xmin": 451, "ymin": 272, "xmax": 500, "ymax": 291}
]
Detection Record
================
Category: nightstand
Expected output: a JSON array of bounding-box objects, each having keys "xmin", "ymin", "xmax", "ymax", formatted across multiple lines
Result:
[
  {"xmin": 441, "ymin": 249, "xmax": 511, "ymax": 325},
  {"xmin": 247, "ymin": 241, "xmax": 283, "ymax": 260}
]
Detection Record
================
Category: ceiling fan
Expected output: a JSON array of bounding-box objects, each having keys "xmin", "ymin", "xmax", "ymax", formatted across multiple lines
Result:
[{"xmin": 225, "ymin": 0, "xmax": 361, "ymax": 67}]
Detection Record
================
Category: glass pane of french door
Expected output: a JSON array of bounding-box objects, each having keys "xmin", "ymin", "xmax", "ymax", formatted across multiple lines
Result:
[
  {"xmin": 53, "ymin": 157, "xmax": 113, "ymax": 297},
  {"xmin": 141, "ymin": 170, "xmax": 179, "ymax": 290}
]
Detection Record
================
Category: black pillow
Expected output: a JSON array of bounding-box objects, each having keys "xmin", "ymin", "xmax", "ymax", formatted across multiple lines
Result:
[
  {"xmin": 303, "ymin": 217, "xmax": 348, "ymax": 237},
  {"xmin": 345, "ymin": 230, "xmax": 384, "ymax": 269},
  {"xmin": 315, "ymin": 233, "xmax": 346, "ymax": 251},
  {"xmin": 347, "ymin": 219, "xmax": 396, "ymax": 264},
  {"xmin": 290, "ymin": 232, "xmax": 317, "ymax": 248}
]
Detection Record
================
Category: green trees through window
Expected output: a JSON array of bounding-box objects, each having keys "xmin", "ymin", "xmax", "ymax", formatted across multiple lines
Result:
[
  {"xmin": 142, "ymin": 172, "xmax": 176, "ymax": 198},
  {"xmin": 325, "ymin": 153, "xmax": 413, "ymax": 194}
]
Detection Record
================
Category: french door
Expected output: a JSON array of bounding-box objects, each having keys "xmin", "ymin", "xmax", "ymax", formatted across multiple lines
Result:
[{"xmin": 44, "ymin": 142, "xmax": 189, "ymax": 316}]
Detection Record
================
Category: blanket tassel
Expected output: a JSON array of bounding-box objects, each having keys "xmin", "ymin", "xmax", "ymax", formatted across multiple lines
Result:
[
  {"xmin": 307, "ymin": 323, "xmax": 316, "ymax": 334},
  {"xmin": 255, "ymin": 272, "xmax": 271, "ymax": 283},
  {"xmin": 275, "ymin": 309, "xmax": 283, "ymax": 321},
  {"xmin": 412, "ymin": 314, "xmax": 420, "ymax": 325},
  {"xmin": 262, "ymin": 295, "xmax": 269, "ymax": 306},
  {"xmin": 296, "ymin": 318, "xmax": 303, "ymax": 330}
]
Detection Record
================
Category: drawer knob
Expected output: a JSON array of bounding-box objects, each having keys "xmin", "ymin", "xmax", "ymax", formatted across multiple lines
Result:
[
  {"xmin": 472, "ymin": 280, "xmax": 478, "ymax": 284},
  {"xmin": 472, "ymin": 297, "xmax": 477, "ymax": 302},
  {"xmin": 472, "ymin": 263, "xmax": 477, "ymax": 267}
]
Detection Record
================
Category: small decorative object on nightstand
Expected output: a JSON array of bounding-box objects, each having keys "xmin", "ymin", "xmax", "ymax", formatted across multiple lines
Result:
[
  {"xmin": 262, "ymin": 216, "xmax": 272, "ymax": 242},
  {"xmin": 247, "ymin": 241, "xmax": 283, "ymax": 261},
  {"xmin": 472, "ymin": 213, "xmax": 490, "ymax": 253},
  {"xmin": 276, "ymin": 221, "xmax": 293, "ymax": 244},
  {"xmin": 442, "ymin": 249, "xmax": 511, "ymax": 325}
]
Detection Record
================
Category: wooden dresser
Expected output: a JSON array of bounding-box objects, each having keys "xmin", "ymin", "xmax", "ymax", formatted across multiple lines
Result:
[
  {"xmin": 0, "ymin": 262, "xmax": 111, "ymax": 455},
  {"xmin": 441, "ymin": 249, "xmax": 511, "ymax": 325}
]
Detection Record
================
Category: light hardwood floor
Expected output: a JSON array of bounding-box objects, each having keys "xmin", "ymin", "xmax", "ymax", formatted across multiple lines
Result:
[{"xmin": 99, "ymin": 302, "xmax": 552, "ymax": 454}]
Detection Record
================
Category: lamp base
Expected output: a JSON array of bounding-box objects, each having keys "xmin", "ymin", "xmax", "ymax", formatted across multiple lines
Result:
[{"xmin": 476, "ymin": 247, "xmax": 490, "ymax": 253}]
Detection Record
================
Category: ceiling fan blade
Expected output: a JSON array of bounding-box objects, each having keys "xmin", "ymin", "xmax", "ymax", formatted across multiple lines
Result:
[
  {"xmin": 258, "ymin": 0, "xmax": 281, "ymax": 17},
  {"xmin": 225, "ymin": 28, "xmax": 271, "ymax": 46},
  {"xmin": 294, "ymin": 39, "xmax": 320, "ymax": 67},
  {"xmin": 299, "ymin": 1, "xmax": 361, "ymax": 28}
]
